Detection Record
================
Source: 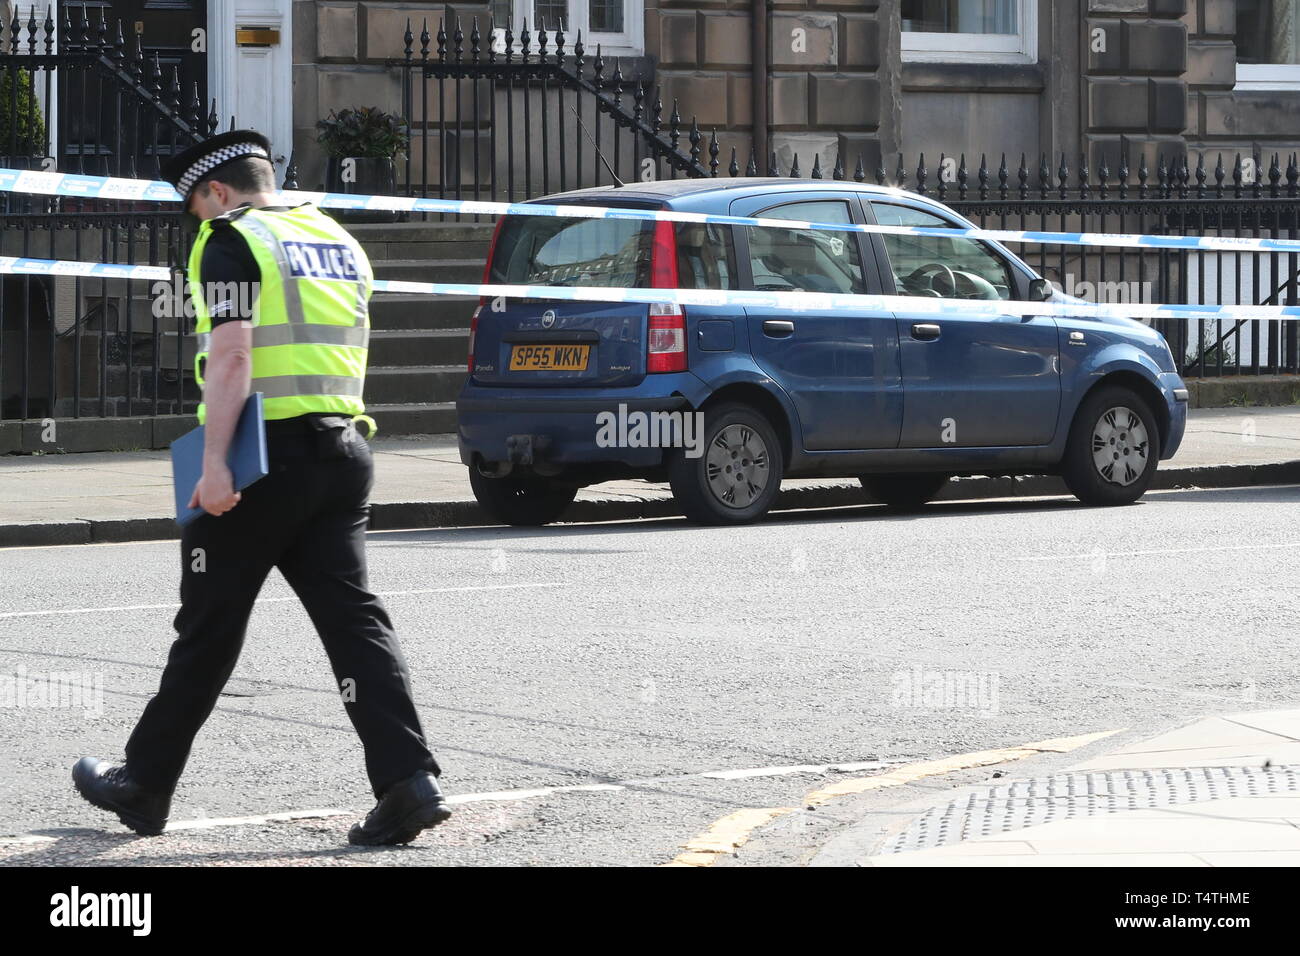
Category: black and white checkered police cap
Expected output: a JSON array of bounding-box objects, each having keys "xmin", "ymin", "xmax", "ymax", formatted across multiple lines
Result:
[{"xmin": 161, "ymin": 130, "xmax": 274, "ymax": 202}]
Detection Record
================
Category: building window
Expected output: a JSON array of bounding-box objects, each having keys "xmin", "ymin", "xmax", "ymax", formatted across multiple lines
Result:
[
  {"xmin": 900, "ymin": 0, "xmax": 1037, "ymax": 64},
  {"xmin": 490, "ymin": 1, "xmax": 643, "ymax": 57},
  {"xmin": 1234, "ymin": 0, "xmax": 1300, "ymax": 90}
]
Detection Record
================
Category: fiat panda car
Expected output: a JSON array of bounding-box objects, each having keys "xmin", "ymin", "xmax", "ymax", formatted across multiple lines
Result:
[{"xmin": 457, "ymin": 179, "xmax": 1187, "ymax": 526}]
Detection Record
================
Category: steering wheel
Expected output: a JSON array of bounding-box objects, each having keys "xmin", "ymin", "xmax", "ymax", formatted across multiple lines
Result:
[{"xmin": 906, "ymin": 262, "xmax": 958, "ymax": 297}]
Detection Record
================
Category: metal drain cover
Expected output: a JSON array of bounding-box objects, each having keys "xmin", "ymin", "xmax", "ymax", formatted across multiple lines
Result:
[{"xmin": 883, "ymin": 765, "xmax": 1300, "ymax": 855}]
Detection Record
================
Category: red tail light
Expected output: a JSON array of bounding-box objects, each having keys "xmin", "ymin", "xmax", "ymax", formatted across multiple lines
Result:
[
  {"xmin": 470, "ymin": 219, "xmax": 507, "ymax": 373},
  {"xmin": 647, "ymin": 307, "xmax": 687, "ymax": 373},
  {"xmin": 647, "ymin": 217, "xmax": 686, "ymax": 373}
]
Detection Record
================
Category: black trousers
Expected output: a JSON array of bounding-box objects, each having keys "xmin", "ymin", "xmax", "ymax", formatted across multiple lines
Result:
[{"xmin": 124, "ymin": 416, "xmax": 440, "ymax": 799}]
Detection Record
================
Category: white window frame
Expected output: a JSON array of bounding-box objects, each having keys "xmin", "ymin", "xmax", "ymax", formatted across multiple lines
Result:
[
  {"xmin": 1234, "ymin": 0, "xmax": 1300, "ymax": 89},
  {"xmin": 900, "ymin": 0, "xmax": 1037, "ymax": 65},
  {"xmin": 1235, "ymin": 64, "xmax": 1300, "ymax": 91},
  {"xmin": 493, "ymin": 1, "xmax": 644, "ymax": 58}
]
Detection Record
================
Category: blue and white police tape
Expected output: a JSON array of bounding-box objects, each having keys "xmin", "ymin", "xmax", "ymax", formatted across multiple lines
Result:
[
  {"xmin": 4, "ymin": 165, "xmax": 1300, "ymax": 256},
  {"xmin": 5, "ymin": 253, "xmax": 1292, "ymax": 324},
  {"xmin": 371, "ymin": 279, "xmax": 1300, "ymax": 323},
  {"xmin": 0, "ymin": 255, "xmax": 172, "ymax": 281}
]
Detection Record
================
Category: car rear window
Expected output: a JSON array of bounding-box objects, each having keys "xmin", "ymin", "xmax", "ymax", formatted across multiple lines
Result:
[
  {"xmin": 488, "ymin": 214, "xmax": 738, "ymax": 291},
  {"xmin": 490, "ymin": 216, "xmax": 653, "ymax": 288}
]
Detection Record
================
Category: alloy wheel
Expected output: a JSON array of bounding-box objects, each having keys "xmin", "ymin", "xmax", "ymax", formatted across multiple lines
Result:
[
  {"xmin": 706, "ymin": 424, "xmax": 770, "ymax": 508},
  {"xmin": 1090, "ymin": 405, "xmax": 1149, "ymax": 487}
]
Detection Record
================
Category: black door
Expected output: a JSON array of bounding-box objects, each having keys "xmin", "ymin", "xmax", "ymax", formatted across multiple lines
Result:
[{"xmin": 57, "ymin": 1, "xmax": 208, "ymax": 175}]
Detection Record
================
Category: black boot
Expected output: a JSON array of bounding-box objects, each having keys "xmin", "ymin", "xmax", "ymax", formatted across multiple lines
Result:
[
  {"xmin": 72, "ymin": 757, "xmax": 171, "ymax": 836},
  {"xmin": 348, "ymin": 771, "xmax": 451, "ymax": 846}
]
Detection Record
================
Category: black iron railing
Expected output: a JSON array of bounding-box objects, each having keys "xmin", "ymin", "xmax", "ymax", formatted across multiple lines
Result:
[
  {"xmin": 906, "ymin": 150, "xmax": 1300, "ymax": 378},
  {"xmin": 395, "ymin": 18, "xmax": 710, "ymax": 209},
  {"xmin": 1, "ymin": 5, "xmax": 215, "ymax": 422}
]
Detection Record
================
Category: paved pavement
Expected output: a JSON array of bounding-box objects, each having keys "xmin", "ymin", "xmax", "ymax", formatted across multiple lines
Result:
[
  {"xmin": 820, "ymin": 709, "xmax": 1300, "ymax": 867},
  {"xmin": 2, "ymin": 406, "xmax": 1300, "ymax": 546},
  {"xmin": 0, "ymin": 483, "xmax": 1297, "ymax": 865}
]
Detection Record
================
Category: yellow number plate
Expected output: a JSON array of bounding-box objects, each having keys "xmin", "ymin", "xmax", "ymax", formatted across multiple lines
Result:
[{"xmin": 509, "ymin": 344, "xmax": 591, "ymax": 371}]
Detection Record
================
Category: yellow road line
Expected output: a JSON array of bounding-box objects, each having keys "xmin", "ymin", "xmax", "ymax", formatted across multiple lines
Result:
[
  {"xmin": 662, "ymin": 808, "xmax": 795, "ymax": 867},
  {"xmin": 664, "ymin": 729, "xmax": 1120, "ymax": 867}
]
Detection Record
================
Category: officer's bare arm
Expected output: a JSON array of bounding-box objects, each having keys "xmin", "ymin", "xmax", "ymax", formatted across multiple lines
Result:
[{"xmin": 201, "ymin": 320, "xmax": 254, "ymax": 470}]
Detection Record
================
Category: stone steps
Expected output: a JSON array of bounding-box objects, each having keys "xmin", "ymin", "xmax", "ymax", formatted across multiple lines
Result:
[{"xmin": 349, "ymin": 221, "xmax": 482, "ymax": 434}]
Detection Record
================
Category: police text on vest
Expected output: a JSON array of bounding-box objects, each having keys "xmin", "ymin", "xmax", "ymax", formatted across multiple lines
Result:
[{"xmin": 282, "ymin": 241, "xmax": 360, "ymax": 281}]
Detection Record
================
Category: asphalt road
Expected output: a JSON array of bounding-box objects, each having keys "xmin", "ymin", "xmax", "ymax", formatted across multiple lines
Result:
[{"xmin": 2, "ymin": 484, "xmax": 1298, "ymax": 866}]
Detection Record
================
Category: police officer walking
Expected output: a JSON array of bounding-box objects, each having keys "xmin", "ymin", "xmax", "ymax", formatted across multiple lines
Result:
[{"xmin": 72, "ymin": 131, "xmax": 450, "ymax": 846}]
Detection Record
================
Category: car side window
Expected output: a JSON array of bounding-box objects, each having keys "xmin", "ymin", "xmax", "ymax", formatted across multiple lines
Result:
[
  {"xmin": 676, "ymin": 222, "xmax": 738, "ymax": 290},
  {"xmin": 744, "ymin": 200, "xmax": 866, "ymax": 295},
  {"xmin": 871, "ymin": 203, "xmax": 1014, "ymax": 301}
]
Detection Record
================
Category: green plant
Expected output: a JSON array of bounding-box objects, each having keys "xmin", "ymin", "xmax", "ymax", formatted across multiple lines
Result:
[
  {"xmin": 0, "ymin": 70, "xmax": 47, "ymax": 157},
  {"xmin": 1185, "ymin": 337, "xmax": 1239, "ymax": 371},
  {"xmin": 315, "ymin": 107, "xmax": 407, "ymax": 160}
]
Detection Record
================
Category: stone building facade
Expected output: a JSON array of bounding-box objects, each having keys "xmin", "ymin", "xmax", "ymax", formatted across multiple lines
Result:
[
  {"xmin": 0, "ymin": 2, "xmax": 1290, "ymax": 189},
  {"xmin": 291, "ymin": 0, "xmax": 1298, "ymax": 190},
  {"xmin": 0, "ymin": 0, "xmax": 1268, "ymax": 191}
]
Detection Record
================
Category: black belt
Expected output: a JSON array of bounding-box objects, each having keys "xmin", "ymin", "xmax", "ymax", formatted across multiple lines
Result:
[{"xmin": 265, "ymin": 413, "xmax": 354, "ymax": 436}]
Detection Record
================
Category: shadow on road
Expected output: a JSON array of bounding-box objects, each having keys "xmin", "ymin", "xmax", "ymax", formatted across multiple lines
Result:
[{"xmin": 373, "ymin": 483, "xmax": 1300, "ymax": 546}]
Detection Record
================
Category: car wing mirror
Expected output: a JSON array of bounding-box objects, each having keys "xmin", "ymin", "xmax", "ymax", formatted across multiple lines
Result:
[{"xmin": 1028, "ymin": 277, "xmax": 1053, "ymax": 301}]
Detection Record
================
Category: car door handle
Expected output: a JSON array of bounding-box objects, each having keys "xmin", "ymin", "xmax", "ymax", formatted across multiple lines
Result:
[
  {"xmin": 911, "ymin": 323, "xmax": 941, "ymax": 341},
  {"xmin": 763, "ymin": 320, "xmax": 795, "ymax": 337}
]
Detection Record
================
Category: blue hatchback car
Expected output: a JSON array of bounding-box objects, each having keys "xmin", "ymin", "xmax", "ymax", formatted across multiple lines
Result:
[{"xmin": 457, "ymin": 179, "xmax": 1188, "ymax": 526}]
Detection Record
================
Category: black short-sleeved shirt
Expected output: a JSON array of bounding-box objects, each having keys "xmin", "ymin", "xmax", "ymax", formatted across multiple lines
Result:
[{"xmin": 198, "ymin": 205, "xmax": 293, "ymax": 328}]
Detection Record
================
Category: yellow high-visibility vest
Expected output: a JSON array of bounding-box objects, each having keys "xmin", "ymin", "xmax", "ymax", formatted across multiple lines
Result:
[{"xmin": 189, "ymin": 203, "xmax": 373, "ymax": 424}]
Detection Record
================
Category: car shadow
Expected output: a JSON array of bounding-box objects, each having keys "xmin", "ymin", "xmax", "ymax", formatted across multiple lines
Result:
[{"xmin": 373, "ymin": 484, "xmax": 1300, "ymax": 544}]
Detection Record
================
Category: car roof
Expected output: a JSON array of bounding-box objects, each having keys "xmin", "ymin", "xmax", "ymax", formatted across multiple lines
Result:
[
  {"xmin": 532, "ymin": 178, "xmax": 923, "ymax": 207},
  {"xmin": 528, "ymin": 178, "xmax": 989, "ymax": 238}
]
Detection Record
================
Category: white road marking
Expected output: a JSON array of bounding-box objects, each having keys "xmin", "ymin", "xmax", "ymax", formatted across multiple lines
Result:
[
  {"xmin": 166, "ymin": 809, "xmax": 351, "ymax": 831},
  {"xmin": 6, "ymin": 758, "xmax": 911, "ymax": 843},
  {"xmin": 0, "ymin": 582, "xmax": 569, "ymax": 620},
  {"xmin": 696, "ymin": 760, "xmax": 890, "ymax": 780},
  {"xmin": 439, "ymin": 759, "xmax": 907, "ymax": 806},
  {"xmin": 446, "ymin": 784, "xmax": 625, "ymax": 805},
  {"xmin": 173, "ymin": 759, "xmax": 910, "ymax": 817},
  {"xmin": 1014, "ymin": 541, "xmax": 1300, "ymax": 562}
]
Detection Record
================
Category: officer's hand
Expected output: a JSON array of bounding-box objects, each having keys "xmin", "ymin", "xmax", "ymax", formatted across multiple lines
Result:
[{"xmin": 188, "ymin": 464, "xmax": 242, "ymax": 516}]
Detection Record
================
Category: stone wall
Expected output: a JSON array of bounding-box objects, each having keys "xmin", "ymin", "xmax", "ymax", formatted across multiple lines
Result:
[
  {"xmin": 647, "ymin": 0, "xmax": 896, "ymax": 177},
  {"xmin": 1081, "ymin": 0, "xmax": 1188, "ymax": 174}
]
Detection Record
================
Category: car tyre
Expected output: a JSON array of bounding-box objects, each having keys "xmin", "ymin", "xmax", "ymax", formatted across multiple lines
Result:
[
  {"xmin": 667, "ymin": 402, "xmax": 784, "ymax": 525},
  {"xmin": 859, "ymin": 473, "xmax": 950, "ymax": 510},
  {"xmin": 1061, "ymin": 385, "xmax": 1159, "ymax": 506},
  {"xmin": 469, "ymin": 468, "xmax": 578, "ymax": 526}
]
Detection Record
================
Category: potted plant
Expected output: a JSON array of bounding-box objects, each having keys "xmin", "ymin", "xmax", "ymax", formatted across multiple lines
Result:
[{"xmin": 316, "ymin": 106, "xmax": 407, "ymax": 223}]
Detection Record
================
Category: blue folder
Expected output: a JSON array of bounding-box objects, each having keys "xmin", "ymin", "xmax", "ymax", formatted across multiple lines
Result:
[{"xmin": 170, "ymin": 392, "xmax": 269, "ymax": 526}]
